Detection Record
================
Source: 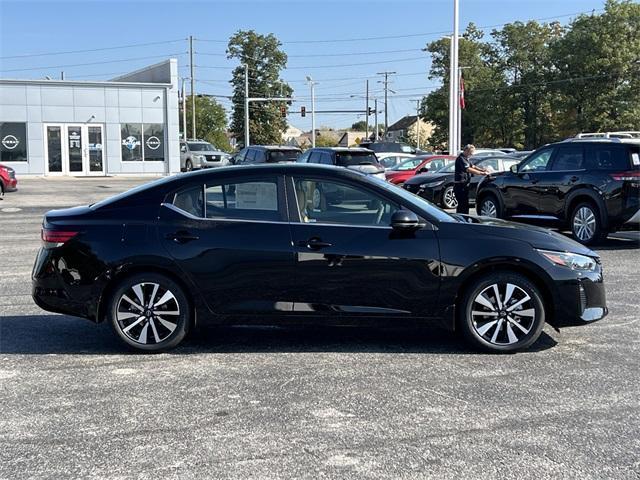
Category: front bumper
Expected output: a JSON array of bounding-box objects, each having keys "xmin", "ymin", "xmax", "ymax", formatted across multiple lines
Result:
[{"xmin": 552, "ymin": 268, "xmax": 608, "ymax": 327}]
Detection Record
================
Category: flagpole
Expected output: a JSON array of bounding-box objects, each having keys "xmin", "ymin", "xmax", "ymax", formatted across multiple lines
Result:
[{"xmin": 457, "ymin": 67, "xmax": 462, "ymax": 150}]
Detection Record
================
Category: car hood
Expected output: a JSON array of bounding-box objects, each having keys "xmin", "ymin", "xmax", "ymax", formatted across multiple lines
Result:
[
  {"xmin": 460, "ymin": 215, "xmax": 597, "ymax": 256},
  {"xmin": 405, "ymin": 172, "xmax": 451, "ymax": 185},
  {"xmin": 191, "ymin": 150, "xmax": 227, "ymax": 156},
  {"xmin": 346, "ymin": 164, "xmax": 385, "ymax": 175}
]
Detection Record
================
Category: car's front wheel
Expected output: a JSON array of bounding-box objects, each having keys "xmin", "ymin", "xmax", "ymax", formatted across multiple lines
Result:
[
  {"xmin": 477, "ymin": 194, "xmax": 501, "ymax": 218},
  {"xmin": 185, "ymin": 159, "xmax": 193, "ymax": 172},
  {"xmin": 459, "ymin": 272, "xmax": 545, "ymax": 353},
  {"xmin": 108, "ymin": 273, "xmax": 190, "ymax": 352},
  {"xmin": 442, "ymin": 185, "xmax": 458, "ymax": 209}
]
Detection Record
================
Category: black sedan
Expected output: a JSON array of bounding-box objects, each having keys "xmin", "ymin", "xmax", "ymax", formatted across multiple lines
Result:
[
  {"xmin": 403, "ymin": 156, "xmax": 521, "ymax": 209},
  {"xmin": 32, "ymin": 164, "xmax": 607, "ymax": 353}
]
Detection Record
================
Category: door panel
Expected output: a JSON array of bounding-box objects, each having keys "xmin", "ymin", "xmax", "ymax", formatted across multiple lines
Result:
[
  {"xmin": 87, "ymin": 125, "xmax": 105, "ymax": 174},
  {"xmin": 289, "ymin": 176, "xmax": 440, "ymax": 317},
  {"xmin": 537, "ymin": 145, "xmax": 585, "ymax": 218},
  {"xmin": 501, "ymin": 148, "xmax": 555, "ymax": 214}
]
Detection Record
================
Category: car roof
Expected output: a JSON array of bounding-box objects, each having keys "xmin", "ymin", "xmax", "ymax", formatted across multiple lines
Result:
[
  {"xmin": 250, "ymin": 145, "xmax": 302, "ymax": 151},
  {"xmin": 307, "ymin": 147, "xmax": 374, "ymax": 153}
]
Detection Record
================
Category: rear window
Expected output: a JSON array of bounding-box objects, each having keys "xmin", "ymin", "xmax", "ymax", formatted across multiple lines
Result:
[
  {"xmin": 267, "ymin": 150, "xmax": 300, "ymax": 163},
  {"xmin": 335, "ymin": 152, "xmax": 379, "ymax": 167},
  {"xmin": 585, "ymin": 145, "xmax": 632, "ymax": 170}
]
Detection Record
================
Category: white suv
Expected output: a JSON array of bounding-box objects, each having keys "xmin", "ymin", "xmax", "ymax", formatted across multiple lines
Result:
[{"xmin": 180, "ymin": 140, "xmax": 230, "ymax": 172}]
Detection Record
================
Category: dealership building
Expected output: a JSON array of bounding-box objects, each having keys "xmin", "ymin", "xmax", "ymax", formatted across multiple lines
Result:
[{"xmin": 0, "ymin": 59, "xmax": 180, "ymax": 176}]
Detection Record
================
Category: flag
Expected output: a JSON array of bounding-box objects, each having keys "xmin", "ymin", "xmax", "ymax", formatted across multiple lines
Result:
[{"xmin": 459, "ymin": 73, "xmax": 465, "ymax": 110}]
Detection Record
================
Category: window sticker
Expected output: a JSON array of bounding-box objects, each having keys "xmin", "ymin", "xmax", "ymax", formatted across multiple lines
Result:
[
  {"xmin": 632, "ymin": 153, "xmax": 640, "ymax": 166},
  {"xmin": 235, "ymin": 182, "xmax": 278, "ymax": 211}
]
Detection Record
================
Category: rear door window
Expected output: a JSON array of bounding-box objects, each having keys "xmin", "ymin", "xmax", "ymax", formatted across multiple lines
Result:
[
  {"xmin": 253, "ymin": 149, "xmax": 267, "ymax": 163},
  {"xmin": 551, "ymin": 146, "xmax": 584, "ymax": 171},
  {"xmin": 335, "ymin": 152, "xmax": 379, "ymax": 166}
]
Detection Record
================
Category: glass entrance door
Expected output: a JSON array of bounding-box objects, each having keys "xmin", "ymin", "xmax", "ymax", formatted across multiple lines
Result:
[{"xmin": 44, "ymin": 123, "xmax": 105, "ymax": 176}]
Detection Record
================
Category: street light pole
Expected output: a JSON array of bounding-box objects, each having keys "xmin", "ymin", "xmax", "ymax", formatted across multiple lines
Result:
[
  {"xmin": 365, "ymin": 79, "xmax": 369, "ymax": 140},
  {"xmin": 244, "ymin": 64, "xmax": 250, "ymax": 147},
  {"xmin": 452, "ymin": 0, "xmax": 460, "ymax": 154},
  {"xmin": 413, "ymin": 99, "xmax": 421, "ymax": 150},
  {"xmin": 306, "ymin": 76, "xmax": 317, "ymax": 148},
  {"xmin": 189, "ymin": 35, "xmax": 196, "ymax": 140},
  {"xmin": 374, "ymin": 98, "xmax": 379, "ymax": 141}
]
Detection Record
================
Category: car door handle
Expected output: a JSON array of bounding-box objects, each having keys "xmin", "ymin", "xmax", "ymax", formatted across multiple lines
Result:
[
  {"xmin": 297, "ymin": 238, "xmax": 333, "ymax": 250},
  {"xmin": 166, "ymin": 231, "xmax": 200, "ymax": 244}
]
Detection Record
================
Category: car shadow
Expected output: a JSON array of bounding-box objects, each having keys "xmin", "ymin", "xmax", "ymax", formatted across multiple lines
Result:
[
  {"xmin": 0, "ymin": 314, "xmax": 557, "ymax": 355},
  {"xmin": 595, "ymin": 233, "xmax": 640, "ymax": 251}
]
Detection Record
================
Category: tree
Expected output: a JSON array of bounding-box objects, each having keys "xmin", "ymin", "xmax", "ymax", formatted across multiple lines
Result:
[
  {"xmin": 551, "ymin": 0, "xmax": 640, "ymax": 133},
  {"xmin": 227, "ymin": 30, "xmax": 292, "ymax": 146},
  {"xmin": 180, "ymin": 95, "xmax": 231, "ymax": 151},
  {"xmin": 314, "ymin": 135, "xmax": 339, "ymax": 147},
  {"xmin": 350, "ymin": 120, "xmax": 372, "ymax": 131}
]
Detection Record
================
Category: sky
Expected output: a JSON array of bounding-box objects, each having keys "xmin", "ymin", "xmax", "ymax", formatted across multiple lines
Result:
[{"xmin": 0, "ymin": 0, "xmax": 608, "ymax": 133}]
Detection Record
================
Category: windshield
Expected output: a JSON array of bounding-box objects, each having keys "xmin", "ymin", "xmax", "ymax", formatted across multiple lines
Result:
[
  {"xmin": 336, "ymin": 152, "xmax": 380, "ymax": 166},
  {"xmin": 188, "ymin": 142, "xmax": 214, "ymax": 152},
  {"xmin": 267, "ymin": 150, "xmax": 300, "ymax": 162},
  {"xmin": 391, "ymin": 158, "xmax": 423, "ymax": 171},
  {"xmin": 367, "ymin": 175, "xmax": 456, "ymax": 223},
  {"xmin": 438, "ymin": 162, "xmax": 456, "ymax": 173}
]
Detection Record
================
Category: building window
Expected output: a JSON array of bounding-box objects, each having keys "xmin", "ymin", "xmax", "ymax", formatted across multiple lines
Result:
[
  {"xmin": 121, "ymin": 123, "xmax": 143, "ymax": 162},
  {"xmin": 121, "ymin": 123, "xmax": 165, "ymax": 162},
  {"xmin": 0, "ymin": 122, "xmax": 28, "ymax": 162},
  {"xmin": 143, "ymin": 123, "xmax": 165, "ymax": 161}
]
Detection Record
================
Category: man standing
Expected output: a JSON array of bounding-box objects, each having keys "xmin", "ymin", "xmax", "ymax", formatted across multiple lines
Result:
[{"xmin": 453, "ymin": 144, "xmax": 487, "ymax": 214}]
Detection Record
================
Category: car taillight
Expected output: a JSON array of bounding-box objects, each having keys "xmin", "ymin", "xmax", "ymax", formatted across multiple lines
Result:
[
  {"xmin": 610, "ymin": 170, "xmax": 640, "ymax": 181},
  {"xmin": 41, "ymin": 229, "xmax": 78, "ymax": 247}
]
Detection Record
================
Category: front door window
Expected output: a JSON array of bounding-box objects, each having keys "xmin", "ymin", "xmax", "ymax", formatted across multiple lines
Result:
[
  {"xmin": 88, "ymin": 126, "xmax": 104, "ymax": 172},
  {"xmin": 67, "ymin": 126, "xmax": 83, "ymax": 172},
  {"xmin": 46, "ymin": 126, "xmax": 63, "ymax": 173}
]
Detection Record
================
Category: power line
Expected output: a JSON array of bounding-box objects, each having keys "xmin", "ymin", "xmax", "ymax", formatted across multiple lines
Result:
[
  {"xmin": 0, "ymin": 39, "xmax": 186, "ymax": 60},
  {"xmin": 0, "ymin": 53, "xmax": 187, "ymax": 73},
  {"xmin": 195, "ymin": 56, "xmax": 425, "ymax": 72},
  {"xmin": 196, "ymin": 47, "xmax": 423, "ymax": 59}
]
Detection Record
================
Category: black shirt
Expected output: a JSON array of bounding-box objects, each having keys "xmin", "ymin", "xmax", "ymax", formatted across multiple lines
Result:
[{"xmin": 454, "ymin": 154, "xmax": 471, "ymax": 184}]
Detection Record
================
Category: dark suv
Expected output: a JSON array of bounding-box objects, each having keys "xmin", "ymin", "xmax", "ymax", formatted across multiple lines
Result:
[
  {"xmin": 475, "ymin": 139, "xmax": 640, "ymax": 244},
  {"xmin": 232, "ymin": 145, "xmax": 301, "ymax": 165}
]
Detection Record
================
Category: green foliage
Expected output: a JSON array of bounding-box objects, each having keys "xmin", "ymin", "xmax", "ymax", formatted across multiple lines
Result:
[
  {"xmin": 421, "ymin": 1, "xmax": 640, "ymax": 150},
  {"xmin": 350, "ymin": 120, "xmax": 372, "ymax": 131},
  {"xmin": 181, "ymin": 96, "xmax": 231, "ymax": 152},
  {"xmin": 314, "ymin": 135, "xmax": 339, "ymax": 147},
  {"xmin": 227, "ymin": 30, "xmax": 292, "ymax": 147}
]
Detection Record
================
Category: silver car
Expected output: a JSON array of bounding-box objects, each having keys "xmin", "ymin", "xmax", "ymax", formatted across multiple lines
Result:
[{"xmin": 180, "ymin": 140, "xmax": 230, "ymax": 172}]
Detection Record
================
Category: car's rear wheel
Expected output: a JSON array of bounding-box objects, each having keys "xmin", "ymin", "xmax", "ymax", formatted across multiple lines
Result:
[
  {"xmin": 460, "ymin": 272, "xmax": 545, "ymax": 353},
  {"xmin": 571, "ymin": 202, "xmax": 605, "ymax": 245},
  {"xmin": 442, "ymin": 185, "xmax": 458, "ymax": 209},
  {"xmin": 477, "ymin": 194, "xmax": 501, "ymax": 218},
  {"xmin": 108, "ymin": 273, "xmax": 190, "ymax": 352}
]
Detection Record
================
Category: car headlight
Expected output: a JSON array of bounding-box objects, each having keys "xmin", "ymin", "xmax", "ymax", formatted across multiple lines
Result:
[
  {"xmin": 537, "ymin": 249, "xmax": 597, "ymax": 271},
  {"xmin": 420, "ymin": 180, "xmax": 445, "ymax": 188}
]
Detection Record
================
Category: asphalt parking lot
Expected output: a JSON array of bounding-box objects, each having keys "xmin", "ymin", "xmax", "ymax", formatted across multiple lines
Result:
[{"xmin": 1, "ymin": 176, "xmax": 639, "ymax": 479}]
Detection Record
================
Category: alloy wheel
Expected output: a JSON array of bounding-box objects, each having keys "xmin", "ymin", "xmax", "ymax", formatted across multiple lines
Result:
[
  {"xmin": 443, "ymin": 186, "xmax": 458, "ymax": 209},
  {"xmin": 470, "ymin": 283, "xmax": 536, "ymax": 346},
  {"xmin": 573, "ymin": 206, "xmax": 596, "ymax": 242},
  {"xmin": 480, "ymin": 198, "xmax": 497, "ymax": 217},
  {"xmin": 115, "ymin": 282, "xmax": 180, "ymax": 345}
]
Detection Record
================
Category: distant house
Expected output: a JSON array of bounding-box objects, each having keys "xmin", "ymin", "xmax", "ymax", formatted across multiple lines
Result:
[
  {"xmin": 338, "ymin": 131, "xmax": 368, "ymax": 147},
  {"xmin": 282, "ymin": 124, "xmax": 304, "ymax": 145},
  {"xmin": 385, "ymin": 116, "xmax": 433, "ymax": 144}
]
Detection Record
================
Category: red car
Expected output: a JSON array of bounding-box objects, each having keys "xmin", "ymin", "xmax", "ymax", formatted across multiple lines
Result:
[
  {"xmin": 385, "ymin": 155, "xmax": 455, "ymax": 185},
  {"xmin": 0, "ymin": 164, "xmax": 18, "ymax": 193}
]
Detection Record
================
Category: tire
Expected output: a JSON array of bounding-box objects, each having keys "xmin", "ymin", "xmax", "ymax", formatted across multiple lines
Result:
[
  {"xmin": 185, "ymin": 159, "xmax": 193, "ymax": 172},
  {"xmin": 477, "ymin": 194, "xmax": 502, "ymax": 218},
  {"xmin": 107, "ymin": 273, "xmax": 190, "ymax": 352},
  {"xmin": 442, "ymin": 185, "xmax": 458, "ymax": 209},
  {"xmin": 571, "ymin": 202, "xmax": 606, "ymax": 245},
  {"xmin": 459, "ymin": 272, "xmax": 545, "ymax": 353}
]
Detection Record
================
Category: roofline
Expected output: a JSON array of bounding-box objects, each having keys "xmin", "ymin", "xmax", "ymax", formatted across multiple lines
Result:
[
  {"xmin": 110, "ymin": 58, "xmax": 176, "ymax": 82},
  {"xmin": 0, "ymin": 78, "xmax": 173, "ymax": 88}
]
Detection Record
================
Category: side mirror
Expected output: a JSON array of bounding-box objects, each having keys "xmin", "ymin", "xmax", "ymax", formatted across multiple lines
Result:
[
  {"xmin": 391, "ymin": 209, "xmax": 422, "ymax": 230},
  {"xmin": 417, "ymin": 166, "xmax": 428, "ymax": 173},
  {"xmin": 180, "ymin": 146, "xmax": 187, "ymax": 153},
  {"xmin": 510, "ymin": 164, "xmax": 518, "ymax": 174}
]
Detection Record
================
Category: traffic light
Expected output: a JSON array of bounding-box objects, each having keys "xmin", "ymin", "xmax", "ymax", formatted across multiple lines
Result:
[
  {"xmin": 368, "ymin": 107, "xmax": 375, "ymax": 116},
  {"xmin": 301, "ymin": 106, "xmax": 306, "ymax": 117},
  {"xmin": 280, "ymin": 106, "xmax": 287, "ymax": 117}
]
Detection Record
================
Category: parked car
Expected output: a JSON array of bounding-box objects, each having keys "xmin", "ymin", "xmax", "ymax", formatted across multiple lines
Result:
[
  {"xmin": 507, "ymin": 151, "xmax": 533, "ymax": 159},
  {"xmin": 404, "ymin": 157, "xmax": 521, "ymax": 209},
  {"xmin": 0, "ymin": 163, "xmax": 18, "ymax": 193},
  {"xmin": 468, "ymin": 149, "xmax": 509, "ymax": 158},
  {"xmin": 385, "ymin": 155, "xmax": 455, "ymax": 185},
  {"xmin": 232, "ymin": 145, "xmax": 301, "ymax": 165},
  {"xmin": 301, "ymin": 147, "xmax": 385, "ymax": 179},
  {"xmin": 475, "ymin": 139, "xmax": 640, "ymax": 244},
  {"xmin": 180, "ymin": 140, "xmax": 229, "ymax": 171},
  {"xmin": 359, "ymin": 141, "xmax": 416, "ymax": 154},
  {"xmin": 33, "ymin": 163, "xmax": 607, "ymax": 353},
  {"xmin": 376, "ymin": 153, "xmax": 416, "ymax": 170}
]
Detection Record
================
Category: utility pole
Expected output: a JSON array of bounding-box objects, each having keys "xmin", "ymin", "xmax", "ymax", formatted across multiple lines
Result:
[
  {"xmin": 244, "ymin": 64, "xmax": 250, "ymax": 147},
  {"xmin": 374, "ymin": 98, "xmax": 379, "ymax": 141},
  {"xmin": 189, "ymin": 35, "xmax": 196, "ymax": 140},
  {"xmin": 377, "ymin": 71, "xmax": 396, "ymax": 138},
  {"xmin": 365, "ymin": 79, "xmax": 369, "ymax": 140},
  {"xmin": 416, "ymin": 99, "xmax": 421, "ymax": 150},
  {"xmin": 306, "ymin": 76, "xmax": 317, "ymax": 148},
  {"xmin": 181, "ymin": 78, "xmax": 187, "ymax": 141}
]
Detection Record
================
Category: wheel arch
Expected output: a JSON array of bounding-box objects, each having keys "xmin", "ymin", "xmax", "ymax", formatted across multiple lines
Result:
[
  {"xmin": 450, "ymin": 259, "xmax": 555, "ymax": 331},
  {"xmin": 475, "ymin": 185, "xmax": 504, "ymax": 216},
  {"xmin": 96, "ymin": 264, "xmax": 198, "ymax": 328}
]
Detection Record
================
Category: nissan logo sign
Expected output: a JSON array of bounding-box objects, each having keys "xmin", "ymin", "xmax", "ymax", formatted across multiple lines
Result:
[
  {"xmin": 145, "ymin": 136, "xmax": 161, "ymax": 150},
  {"xmin": 1, "ymin": 135, "xmax": 19, "ymax": 150}
]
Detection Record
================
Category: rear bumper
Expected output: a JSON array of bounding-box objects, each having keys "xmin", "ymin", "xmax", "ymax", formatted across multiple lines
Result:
[{"xmin": 2, "ymin": 177, "xmax": 17, "ymax": 191}]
